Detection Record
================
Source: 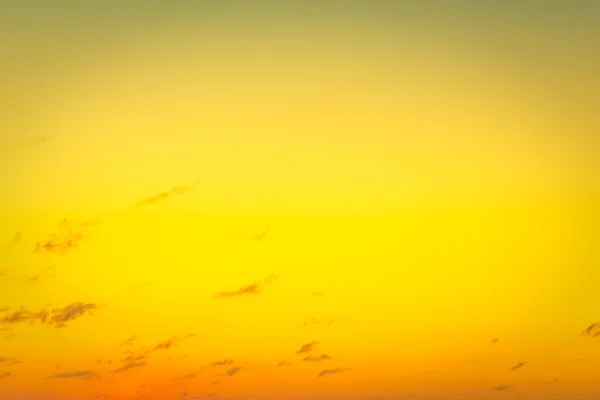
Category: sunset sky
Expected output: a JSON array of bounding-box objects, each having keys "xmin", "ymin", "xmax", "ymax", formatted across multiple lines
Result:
[{"xmin": 1, "ymin": 1, "xmax": 599, "ymax": 400}]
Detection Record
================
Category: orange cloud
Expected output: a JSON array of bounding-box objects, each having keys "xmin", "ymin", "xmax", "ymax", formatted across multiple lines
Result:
[
  {"xmin": 490, "ymin": 385, "xmax": 512, "ymax": 391},
  {"xmin": 302, "ymin": 354, "xmax": 332, "ymax": 362},
  {"xmin": 0, "ymin": 356, "xmax": 20, "ymax": 366},
  {"xmin": 135, "ymin": 181, "xmax": 201, "ymax": 207},
  {"xmin": 0, "ymin": 372, "xmax": 11, "ymax": 379},
  {"xmin": 296, "ymin": 341, "xmax": 319, "ymax": 354},
  {"xmin": 508, "ymin": 362, "xmax": 527, "ymax": 371},
  {"xmin": 0, "ymin": 302, "xmax": 102, "ymax": 328},
  {"xmin": 121, "ymin": 336, "xmax": 137, "ymax": 346},
  {"xmin": 317, "ymin": 367, "xmax": 352, "ymax": 377},
  {"xmin": 47, "ymin": 370, "xmax": 100, "ymax": 380},
  {"xmin": 223, "ymin": 366, "xmax": 241, "ymax": 377},
  {"xmin": 112, "ymin": 361, "xmax": 147, "ymax": 373},
  {"xmin": 580, "ymin": 322, "xmax": 600, "ymax": 337},
  {"xmin": 210, "ymin": 359, "xmax": 234, "ymax": 367},
  {"xmin": 545, "ymin": 378, "xmax": 559, "ymax": 385}
]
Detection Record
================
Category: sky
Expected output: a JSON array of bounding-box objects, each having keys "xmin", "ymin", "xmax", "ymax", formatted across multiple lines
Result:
[{"xmin": 1, "ymin": 1, "xmax": 599, "ymax": 400}]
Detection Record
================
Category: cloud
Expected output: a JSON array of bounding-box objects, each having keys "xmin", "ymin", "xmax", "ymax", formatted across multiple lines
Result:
[
  {"xmin": 24, "ymin": 267, "xmax": 56, "ymax": 283},
  {"xmin": 312, "ymin": 292, "xmax": 324, "ymax": 296},
  {"xmin": 297, "ymin": 341, "xmax": 319, "ymax": 354},
  {"xmin": 153, "ymin": 340, "xmax": 174, "ymax": 351},
  {"xmin": 135, "ymin": 181, "xmax": 201, "ymax": 207},
  {"xmin": 254, "ymin": 226, "xmax": 270, "ymax": 241},
  {"xmin": 509, "ymin": 362, "xmax": 527, "ymax": 371},
  {"xmin": 302, "ymin": 354, "xmax": 332, "ymax": 362},
  {"xmin": 490, "ymin": 385, "xmax": 512, "ymax": 391},
  {"xmin": 152, "ymin": 334, "xmax": 195, "ymax": 352},
  {"xmin": 33, "ymin": 219, "xmax": 94, "ymax": 255},
  {"xmin": 317, "ymin": 367, "xmax": 352, "ymax": 377},
  {"xmin": 214, "ymin": 283, "xmax": 262, "ymax": 298},
  {"xmin": 277, "ymin": 361, "xmax": 292, "ymax": 367},
  {"xmin": 121, "ymin": 336, "xmax": 137, "ymax": 346},
  {"xmin": 0, "ymin": 307, "xmax": 9, "ymax": 313},
  {"xmin": 213, "ymin": 274, "xmax": 279, "ymax": 298},
  {"xmin": 212, "ymin": 380, "xmax": 219, "ymax": 385},
  {"xmin": 46, "ymin": 302, "xmax": 102, "ymax": 327},
  {"xmin": 544, "ymin": 378, "xmax": 559, "ymax": 385},
  {"xmin": 0, "ymin": 372, "xmax": 10, "ymax": 379},
  {"xmin": 9, "ymin": 233, "xmax": 21, "ymax": 247},
  {"xmin": 224, "ymin": 367, "xmax": 241, "ymax": 377},
  {"xmin": 491, "ymin": 338, "xmax": 499, "ymax": 344},
  {"xmin": 1, "ymin": 307, "xmax": 41, "ymax": 324},
  {"xmin": 0, "ymin": 356, "xmax": 20, "ymax": 366},
  {"xmin": 121, "ymin": 354, "xmax": 148, "ymax": 363},
  {"xmin": 47, "ymin": 370, "xmax": 100, "ymax": 380},
  {"xmin": 580, "ymin": 322, "xmax": 600, "ymax": 337},
  {"xmin": 112, "ymin": 361, "xmax": 147, "ymax": 373},
  {"xmin": 210, "ymin": 359, "xmax": 234, "ymax": 367}
]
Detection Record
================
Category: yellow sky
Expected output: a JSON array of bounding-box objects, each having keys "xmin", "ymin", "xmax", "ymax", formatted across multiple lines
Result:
[{"xmin": 1, "ymin": 4, "xmax": 600, "ymax": 400}]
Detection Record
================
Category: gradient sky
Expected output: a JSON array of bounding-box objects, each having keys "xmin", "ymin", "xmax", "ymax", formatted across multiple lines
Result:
[{"xmin": 1, "ymin": 1, "xmax": 599, "ymax": 400}]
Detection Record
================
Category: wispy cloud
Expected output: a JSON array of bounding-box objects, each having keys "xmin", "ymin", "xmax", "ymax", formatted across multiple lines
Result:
[
  {"xmin": 47, "ymin": 370, "xmax": 100, "ymax": 380},
  {"xmin": 24, "ymin": 266, "xmax": 56, "ymax": 283},
  {"xmin": 0, "ymin": 356, "xmax": 20, "ymax": 366},
  {"xmin": 135, "ymin": 181, "xmax": 201, "ymax": 207},
  {"xmin": 47, "ymin": 302, "xmax": 103, "ymax": 327},
  {"xmin": 121, "ymin": 354, "xmax": 148, "ymax": 363},
  {"xmin": 0, "ymin": 372, "xmax": 11, "ymax": 379},
  {"xmin": 317, "ymin": 367, "xmax": 352, "ymax": 377},
  {"xmin": 33, "ymin": 218, "xmax": 95, "ymax": 255},
  {"xmin": 297, "ymin": 341, "xmax": 319, "ymax": 354},
  {"xmin": 210, "ymin": 359, "xmax": 234, "ymax": 367},
  {"xmin": 212, "ymin": 274, "xmax": 278, "ymax": 299},
  {"xmin": 9, "ymin": 233, "xmax": 21, "ymax": 247},
  {"xmin": 153, "ymin": 337, "xmax": 178, "ymax": 351},
  {"xmin": 302, "ymin": 354, "xmax": 332, "ymax": 362},
  {"xmin": 0, "ymin": 307, "xmax": 9, "ymax": 313},
  {"xmin": 544, "ymin": 378, "xmax": 559, "ymax": 385},
  {"xmin": 0, "ymin": 302, "xmax": 102, "ymax": 328},
  {"xmin": 224, "ymin": 366, "xmax": 241, "ymax": 377},
  {"xmin": 121, "ymin": 336, "xmax": 137, "ymax": 346},
  {"xmin": 277, "ymin": 361, "xmax": 292, "ymax": 367},
  {"xmin": 152, "ymin": 334, "xmax": 194, "ymax": 352},
  {"xmin": 214, "ymin": 283, "xmax": 262, "ymax": 298},
  {"xmin": 491, "ymin": 338, "xmax": 499, "ymax": 344},
  {"xmin": 580, "ymin": 322, "xmax": 600, "ymax": 337},
  {"xmin": 509, "ymin": 362, "xmax": 527, "ymax": 371},
  {"xmin": 112, "ymin": 361, "xmax": 147, "ymax": 373},
  {"xmin": 491, "ymin": 385, "xmax": 512, "ymax": 391}
]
